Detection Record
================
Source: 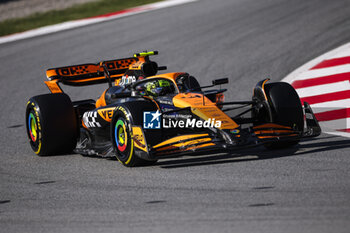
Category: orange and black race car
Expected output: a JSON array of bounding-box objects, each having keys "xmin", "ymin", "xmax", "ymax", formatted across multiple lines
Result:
[{"xmin": 26, "ymin": 51, "xmax": 321, "ymax": 167}]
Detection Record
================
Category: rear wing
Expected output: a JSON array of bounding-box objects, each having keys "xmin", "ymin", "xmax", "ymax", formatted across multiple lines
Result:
[{"xmin": 44, "ymin": 51, "xmax": 161, "ymax": 93}]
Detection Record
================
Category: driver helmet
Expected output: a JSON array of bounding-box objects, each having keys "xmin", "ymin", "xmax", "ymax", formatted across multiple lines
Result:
[{"xmin": 145, "ymin": 79, "xmax": 172, "ymax": 97}]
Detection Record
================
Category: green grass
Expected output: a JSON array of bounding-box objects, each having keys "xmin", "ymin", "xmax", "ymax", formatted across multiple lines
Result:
[{"xmin": 0, "ymin": 0, "xmax": 161, "ymax": 36}]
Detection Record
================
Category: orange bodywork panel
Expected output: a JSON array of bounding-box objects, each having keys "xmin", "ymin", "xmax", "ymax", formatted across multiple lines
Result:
[
  {"xmin": 261, "ymin": 79, "xmax": 269, "ymax": 100},
  {"xmin": 44, "ymin": 80, "xmax": 63, "ymax": 93},
  {"xmin": 46, "ymin": 58, "xmax": 137, "ymax": 79},
  {"xmin": 153, "ymin": 134, "xmax": 215, "ymax": 153},
  {"xmin": 253, "ymin": 123, "xmax": 293, "ymax": 130},
  {"xmin": 153, "ymin": 134, "xmax": 210, "ymax": 149},
  {"xmin": 45, "ymin": 57, "xmax": 140, "ymax": 89},
  {"xmin": 128, "ymin": 56, "xmax": 146, "ymax": 70},
  {"xmin": 156, "ymin": 142, "xmax": 215, "ymax": 154},
  {"xmin": 46, "ymin": 64, "xmax": 99, "ymax": 78},
  {"xmin": 81, "ymin": 120, "xmax": 89, "ymax": 130},
  {"xmin": 132, "ymin": 126, "xmax": 148, "ymax": 152},
  {"xmin": 172, "ymin": 93, "xmax": 239, "ymax": 130},
  {"xmin": 97, "ymin": 107, "xmax": 115, "ymax": 122},
  {"xmin": 253, "ymin": 123, "xmax": 298, "ymax": 139},
  {"xmin": 96, "ymin": 90, "xmax": 107, "ymax": 108}
]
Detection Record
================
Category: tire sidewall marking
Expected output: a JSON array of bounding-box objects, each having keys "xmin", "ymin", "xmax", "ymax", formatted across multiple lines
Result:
[
  {"xmin": 114, "ymin": 106, "xmax": 134, "ymax": 165},
  {"xmin": 27, "ymin": 101, "xmax": 42, "ymax": 154}
]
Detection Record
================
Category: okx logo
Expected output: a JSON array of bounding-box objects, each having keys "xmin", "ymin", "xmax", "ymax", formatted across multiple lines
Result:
[{"xmin": 143, "ymin": 110, "xmax": 161, "ymax": 129}]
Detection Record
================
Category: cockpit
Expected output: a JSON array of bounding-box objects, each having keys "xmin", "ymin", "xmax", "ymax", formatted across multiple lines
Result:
[{"xmin": 133, "ymin": 78, "xmax": 178, "ymax": 97}]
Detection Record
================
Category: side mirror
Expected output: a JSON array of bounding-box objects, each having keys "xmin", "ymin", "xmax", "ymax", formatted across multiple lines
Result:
[
  {"xmin": 212, "ymin": 78, "xmax": 229, "ymax": 85},
  {"xmin": 142, "ymin": 62, "xmax": 158, "ymax": 76}
]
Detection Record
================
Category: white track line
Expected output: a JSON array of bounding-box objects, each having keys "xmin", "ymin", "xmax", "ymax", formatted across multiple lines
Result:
[
  {"xmin": 283, "ymin": 42, "xmax": 350, "ymax": 83},
  {"xmin": 295, "ymin": 81, "xmax": 350, "ymax": 98},
  {"xmin": 329, "ymin": 46, "xmax": 350, "ymax": 59},
  {"xmin": 311, "ymin": 99, "xmax": 350, "ymax": 111},
  {"xmin": 0, "ymin": 0, "xmax": 197, "ymax": 45},
  {"xmin": 292, "ymin": 64, "xmax": 350, "ymax": 81}
]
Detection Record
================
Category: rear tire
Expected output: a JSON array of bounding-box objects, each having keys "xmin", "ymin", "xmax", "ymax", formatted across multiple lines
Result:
[
  {"xmin": 25, "ymin": 93, "xmax": 78, "ymax": 155},
  {"xmin": 259, "ymin": 82, "xmax": 304, "ymax": 149}
]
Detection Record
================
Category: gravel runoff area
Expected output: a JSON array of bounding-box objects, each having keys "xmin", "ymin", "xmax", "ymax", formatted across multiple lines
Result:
[{"xmin": 0, "ymin": 0, "xmax": 99, "ymax": 22}]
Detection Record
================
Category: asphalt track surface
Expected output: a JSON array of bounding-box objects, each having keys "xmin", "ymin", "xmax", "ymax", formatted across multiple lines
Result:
[{"xmin": 1, "ymin": 0, "xmax": 350, "ymax": 232}]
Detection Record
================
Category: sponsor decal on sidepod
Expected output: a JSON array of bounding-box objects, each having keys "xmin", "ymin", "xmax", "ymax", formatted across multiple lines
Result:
[{"xmin": 143, "ymin": 110, "xmax": 222, "ymax": 129}]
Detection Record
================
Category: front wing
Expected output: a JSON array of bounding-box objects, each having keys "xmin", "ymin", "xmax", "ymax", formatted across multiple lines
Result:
[{"xmin": 135, "ymin": 124, "xmax": 320, "ymax": 160}]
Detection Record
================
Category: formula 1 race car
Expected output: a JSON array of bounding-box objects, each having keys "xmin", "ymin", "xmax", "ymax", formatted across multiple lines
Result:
[{"xmin": 26, "ymin": 51, "xmax": 321, "ymax": 167}]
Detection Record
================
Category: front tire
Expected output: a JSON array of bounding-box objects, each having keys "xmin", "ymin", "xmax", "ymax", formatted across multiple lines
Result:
[
  {"xmin": 25, "ymin": 93, "xmax": 78, "ymax": 155},
  {"xmin": 255, "ymin": 82, "xmax": 304, "ymax": 149},
  {"xmin": 111, "ymin": 103, "xmax": 158, "ymax": 167}
]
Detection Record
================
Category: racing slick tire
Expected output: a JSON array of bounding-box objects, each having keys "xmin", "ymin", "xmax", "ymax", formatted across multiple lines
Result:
[
  {"xmin": 111, "ymin": 102, "xmax": 158, "ymax": 167},
  {"xmin": 261, "ymin": 82, "xmax": 304, "ymax": 149},
  {"xmin": 25, "ymin": 93, "xmax": 78, "ymax": 155}
]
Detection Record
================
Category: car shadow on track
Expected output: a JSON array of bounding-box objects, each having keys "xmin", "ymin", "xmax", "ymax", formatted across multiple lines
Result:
[
  {"xmin": 156, "ymin": 135, "xmax": 350, "ymax": 169},
  {"xmin": 296, "ymin": 136, "xmax": 350, "ymax": 155}
]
